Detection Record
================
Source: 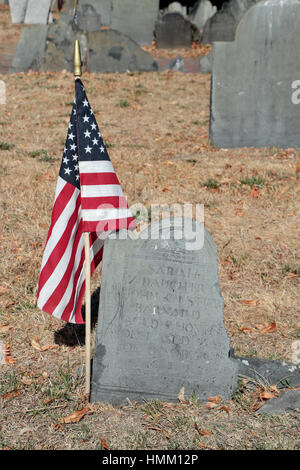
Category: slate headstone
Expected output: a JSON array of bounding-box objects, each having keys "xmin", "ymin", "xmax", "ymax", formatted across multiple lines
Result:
[
  {"xmin": 210, "ymin": 0, "xmax": 300, "ymax": 148},
  {"xmin": 111, "ymin": 0, "xmax": 159, "ymax": 45},
  {"xmin": 24, "ymin": 0, "xmax": 52, "ymax": 24},
  {"xmin": 42, "ymin": 10, "xmax": 87, "ymax": 72},
  {"xmin": 233, "ymin": 353, "xmax": 300, "ymax": 389},
  {"xmin": 79, "ymin": 0, "xmax": 112, "ymax": 26},
  {"xmin": 256, "ymin": 390, "xmax": 300, "ymax": 415},
  {"xmin": 202, "ymin": 0, "xmax": 258, "ymax": 43},
  {"xmin": 87, "ymin": 29, "xmax": 158, "ymax": 73},
  {"xmin": 77, "ymin": 4, "xmax": 101, "ymax": 32},
  {"xmin": 8, "ymin": 0, "xmax": 28, "ymax": 24},
  {"xmin": 91, "ymin": 217, "xmax": 238, "ymax": 404},
  {"xmin": 9, "ymin": 25, "xmax": 48, "ymax": 73},
  {"xmin": 155, "ymin": 12, "xmax": 192, "ymax": 49}
]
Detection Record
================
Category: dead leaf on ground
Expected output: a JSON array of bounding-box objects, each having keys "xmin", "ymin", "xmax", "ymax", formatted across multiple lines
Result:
[
  {"xmin": 205, "ymin": 402, "xmax": 218, "ymax": 409},
  {"xmin": 296, "ymin": 162, "xmax": 300, "ymax": 173},
  {"xmin": 195, "ymin": 424, "xmax": 211, "ymax": 436},
  {"xmin": 207, "ymin": 395, "xmax": 221, "ymax": 404},
  {"xmin": 100, "ymin": 438, "xmax": 110, "ymax": 450},
  {"xmin": 256, "ymin": 321, "xmax": 277, "ymax": 333},
  {"xmin": 240, "ymin": 326, "xmax": 257, "ymax": 333},
  {"xmin": 61, "ymin": 405, "xmax": 89, "ymax": 424},
  {"xmin": 4, "ymin": 343, "xmax": 14, "ymax": 365},
  {"xmin": 251, "ymin": 187, "xmax": 260, "ymax": 198},
  {"xmin": 0, "ymin": 286, "xmax": 8, "ymax": 295},
  {"xmin": 241, "ymin": 299, "xmax": 259, "ymax": 306},
  {"xmin": 1, "ymin": 389, "xmax": 23, "ymax": 400},
  {"xmin": 260, "ymin": 390, "xmax": 276, "ymax": 400}
]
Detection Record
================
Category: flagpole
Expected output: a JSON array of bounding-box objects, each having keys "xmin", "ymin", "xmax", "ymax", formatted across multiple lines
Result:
[{"xmin": 73, "ymin": 40, "xmax": 91, "ymax": 399}]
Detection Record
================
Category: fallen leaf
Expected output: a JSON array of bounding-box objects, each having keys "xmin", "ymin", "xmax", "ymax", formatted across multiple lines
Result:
[
  {"xmin": 0, "ymin": 286, "xmax": 8, "ymax": 295},
  {"xmin": 207, "ymin": 395, "xmax": 221, "ymax": 404},
  {"xmin": 205, "ymin": 402, "xmax": 218, "ymax": 409},
  {"xmin": 241, "ymin": 299, "xmax": 259, "ymax": 306},
  {"xmin": 199, "ymin": 442, "xmax": 207, "ymax": 449},
  {"xmin": 296, "ymin": 162, "xmax": 300, "ymax": 173},
  {"xmin": 259, "ymin": 321, "xmax": 277, "ymax": 333},
  {"xmin": 1, "ymin": 389, "xmax": 23, "ymax": 400},
  {"xmin": 4, "ymin": 343, "xmax": 14, "ymax": 365},
  {"xmin": 31, "ymin": 338, "xmax": 41, "ymax": 350},
  {"xmin": 100, "ymin": 438, "xmax": 110, "ymax": 450},
  {"xmin": 260, "ymin": 390, "xmax": 276, "ymax": 400},
  {"xmin": 62, "ymin": 405, "xmax": 89, "ymax": 424},
  {"xmin": 219, "ymin": 405, "xmax": 230, "ymax": 414},
  {"xmin": 194, "ymin": 424, "xmax": 211, "ymax": 437},
  {"xmin": 240, "ymin": 326, "xmax": 257, "ymax": 333},
  {"xmin": 251, "ymin": 187, "xmax": 260, "ymax": 198}
]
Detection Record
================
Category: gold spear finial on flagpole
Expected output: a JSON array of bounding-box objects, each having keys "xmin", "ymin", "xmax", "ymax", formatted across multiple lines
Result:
[{"xmin": 73, "ymin": 39, "xmax": 82, "ymax": 78}]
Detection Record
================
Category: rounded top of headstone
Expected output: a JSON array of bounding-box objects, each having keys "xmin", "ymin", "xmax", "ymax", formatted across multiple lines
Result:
[{"xmin": 235, "ymin": 0, "xmax": 300, "ymax": 42}]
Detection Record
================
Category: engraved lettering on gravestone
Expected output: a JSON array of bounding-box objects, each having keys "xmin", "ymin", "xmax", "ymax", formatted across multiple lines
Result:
[{"xmin": 92, "ymin": 217, "xmax": 237, "ymax": 404}]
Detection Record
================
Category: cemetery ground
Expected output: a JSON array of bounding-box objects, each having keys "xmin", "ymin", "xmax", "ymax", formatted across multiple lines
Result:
[{"xmin": 0, "ymin": 70, "xmax": 299, "ymax": 451}]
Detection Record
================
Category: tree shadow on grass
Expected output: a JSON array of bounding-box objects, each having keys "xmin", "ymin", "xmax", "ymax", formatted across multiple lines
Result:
[{"xmin": 54, "ymin": 286, "xmax": 100, "ymax": 347}]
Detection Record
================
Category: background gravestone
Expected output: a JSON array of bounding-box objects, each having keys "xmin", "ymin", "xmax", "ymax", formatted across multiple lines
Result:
[
  {"xmin": 91, "ymin": 218, "xmax": 238, "ymax": 404},
  {"xmin": 8, "ymin": 0, "xmax": 28, "ymax": 24},
  {"xmin": 111, "ymin": 0, "xmax": 159, "ymax": 45},
  {"xmin": 24, "ymin": 0, "xmax": 51, "ymax": 24},
  {"xmin": 210, "ymin": 0, "xmax": 300, "ymax": 148},
  {"xmin": 78, "ymin": 0, "xmax": 112, "ymax": 26},
  {"xmin": 9, "ymin": 25, "xmax": 48, "ymax": 73},
  {"xmin": 155, "ymin": 12, "xmax": 192, "ymax": 49}
]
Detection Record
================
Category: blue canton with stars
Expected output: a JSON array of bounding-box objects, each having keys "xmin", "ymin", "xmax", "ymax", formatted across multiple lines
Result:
[{"xmin": 59, "ymin": 79, "xmax": 110, "ymax": 189}]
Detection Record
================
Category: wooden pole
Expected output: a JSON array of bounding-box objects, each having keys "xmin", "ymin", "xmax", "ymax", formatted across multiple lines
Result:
[
  {"xmin": 73, "ymin": 40, "xmax": 91, "ymax": 398},
  {"xmin": 84, "ymin": 232, "xmax": 91, "ymax": 397}
]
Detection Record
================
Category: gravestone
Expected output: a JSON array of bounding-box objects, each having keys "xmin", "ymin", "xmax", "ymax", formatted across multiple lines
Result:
[
  {"xmin": 190, "ymin": 0, "xmax": 217, "ymax": 31},
  {"xmin": 77, "ymin": 4, "xmax": 101, "ymax": 32},
  {"xmin": 91, "ymin": 217, "xmax": 238, "ymax": 404},
  {"xmin": 210, "ymin": 0, "xmax": 300, "ymax": 148},
  {"xmin": 79, "ymin": 0, "xmax": 112, "ymax": 26},
  {"xmin": 8, "ymin": 0, "xmax": 28, "ymax": 24},
  {"xmin": 155, "ymin": 13, "xmax": 192, "ymax": 49},
  {"xmin": 167, "ymin": 1, "xmax": 187, "ymax": 16},
  {"xmin": 24, "ymin": 0, "xmax": 51, "ymax": 24},
  {"xmin": 87, "ymin": 29, "xmax": 158, "ymax": 73},
  {"xmin": 9, "ymin": 25, "xmax": 48, "ymax": 73},
  {"xmin": 202, "ymin": 0, "xmax": 258, "ymax": 43},
  {"xmin": 111, "ymin": 0, "xmax": 159, "ymax": 45}
]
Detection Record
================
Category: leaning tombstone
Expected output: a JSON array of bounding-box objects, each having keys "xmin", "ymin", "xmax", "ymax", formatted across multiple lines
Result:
[
  {"xmin": 210, "ymin": 0, "xmax": 300, "ymax": 148},
  {"xmin": 24, "ymin": 0, "xmax": 52, "ymax": 24},
  {"xmin": 91, "ymin": 217, "xmax": 238, "ymax": 404},
  {"xmin": 8, "ymin": 0, "xmax": 28, "ymax": 24}
]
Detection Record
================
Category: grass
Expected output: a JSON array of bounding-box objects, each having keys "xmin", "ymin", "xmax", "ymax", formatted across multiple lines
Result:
[
  {"xmin": 240, "ymin": 175, "xmax": 266, "ymax": 186},
  {"xmin": 0, "ymin": 141, "xmax": 14, "ymax": 150}
]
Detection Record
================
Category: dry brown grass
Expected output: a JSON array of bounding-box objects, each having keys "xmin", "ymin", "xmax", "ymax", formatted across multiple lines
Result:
[{"xmin": 0, "ymin": 5, "xmax": 299, "ymax": 451}]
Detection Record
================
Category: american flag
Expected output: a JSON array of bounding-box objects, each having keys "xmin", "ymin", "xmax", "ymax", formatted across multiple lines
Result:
[{"xmin": 36, "ymin": 78, "xmax": 135, "ymax": 324}]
